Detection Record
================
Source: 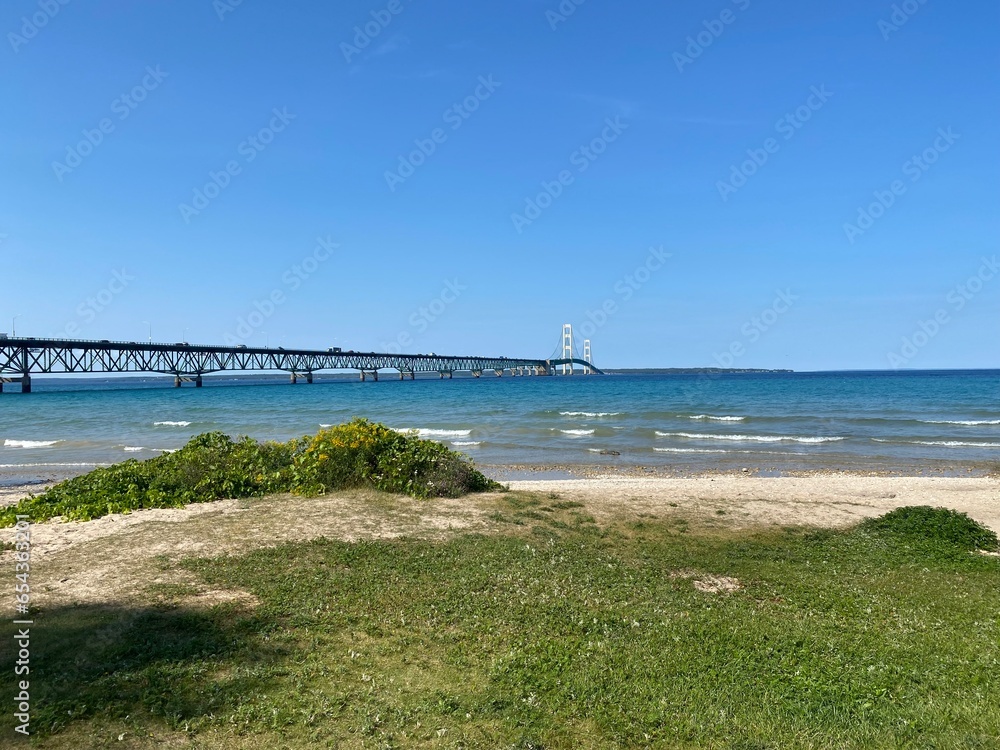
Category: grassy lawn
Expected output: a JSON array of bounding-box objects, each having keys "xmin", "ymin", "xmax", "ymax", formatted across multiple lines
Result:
[{"xmin": 10, "ymin": 494, "xmax": 1000, "ymax": 749}]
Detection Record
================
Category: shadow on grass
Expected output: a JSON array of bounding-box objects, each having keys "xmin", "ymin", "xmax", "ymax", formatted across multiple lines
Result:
[{"xmin": 0, "ymin": 601, "xmax": 279, "ymax": 737}]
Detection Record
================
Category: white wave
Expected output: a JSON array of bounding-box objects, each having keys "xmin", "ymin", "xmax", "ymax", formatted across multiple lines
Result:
[
  {"xmin": 559, "ymin": 411, "xmax": 622, "ymax": 417},
  {"xmin": 688, "ymin": 415, "xmax": 746, "ymax": 422},
  {"xmin": 874, "ymin": 438, "xmax": 1000, "ymax": 448},
  {"xmin": 452, "ymin": 441, "xmax": 481, "ymax": 447},
  {"xmin": 921, "ymin": 419, "xmax": 1000, "ymax": 426},
  {"xmin": 153, "ymin": 421, "xmax": 191, "ymax": 427},
  {"xmin": 560, "ymin": 429, "xmax": 595, "ymax": 436},
  {"xmin": 319, "ymin": 424, "xmax": 333, "ymax": 428},
  {"xmin": 153, "ymin": 448, "xmax": 178, "ymax": 454},
  {"xmin": 4, "ymin": 439, "xmax": 62, "ymax": 449},
  {"xmin": 787, "ymin": 436, "xmax": 846, "ymax": 443},
  {"xmin": 123, "ymin": 446, "xmax": 145, "ymax": 452},
  {"xmin": 654, "ymin": 447, "xmax": 729, "ymax": 454},
  {"xmin": 0, "ymin": 462, "xmax": 109, "ymax": 468},
  {"xmin": 914, "ymin": 440, "xmax": 1000, "ymax": 448},
  {"xmin": 656, "ymin": 432, "xmax": 844, "ymax": 444},
  {"xmin": 395, "ymin": 428, "xmax": 472, "ymax": 438}
]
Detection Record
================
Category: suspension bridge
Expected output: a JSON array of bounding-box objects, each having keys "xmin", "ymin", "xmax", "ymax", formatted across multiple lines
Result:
[{"xmin": 0, "ymin": 325, "xmax": 601, "ymax": 393}]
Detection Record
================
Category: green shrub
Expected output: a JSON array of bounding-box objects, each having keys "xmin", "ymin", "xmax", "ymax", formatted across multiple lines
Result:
[
  {"xmin": 291, "ymin": 419, "xmax": 501, "ymax": 498},
  {"xmin": 859, "ymin": 506, "xmax": 999, "ymax": 552},
  {"xmin": 0, "ymin": 420, "xmax": 501, "ymax": 527}
]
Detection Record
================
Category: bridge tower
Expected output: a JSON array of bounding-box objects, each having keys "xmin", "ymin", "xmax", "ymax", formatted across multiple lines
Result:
[
  {"xmin": 583, "ymin": 339, "xmax": 592, "ymax": 375},
  {"xmin": 561, "ymin": 323, "xmax": 574, "ymax": 375}
]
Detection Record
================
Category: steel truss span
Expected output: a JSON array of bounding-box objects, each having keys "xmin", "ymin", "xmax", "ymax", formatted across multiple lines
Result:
[{"xmin": 0, "ymin": 337, "xmax": 602, "ymax": 391}]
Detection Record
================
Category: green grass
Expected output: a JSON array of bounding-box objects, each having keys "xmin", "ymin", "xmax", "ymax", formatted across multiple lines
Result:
[
  {"xmin": 859, "ymin": 505, "xmax": 999, "ymax": 552},
  {"xmin": 11, "ymin": 501, "xmax": 1000, "ymax": 748}
]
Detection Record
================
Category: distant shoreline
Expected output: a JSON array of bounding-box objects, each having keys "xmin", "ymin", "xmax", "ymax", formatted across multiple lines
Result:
[{"xmin": 606, "ymin": 368, "xmax": 794, "ymax": 374}]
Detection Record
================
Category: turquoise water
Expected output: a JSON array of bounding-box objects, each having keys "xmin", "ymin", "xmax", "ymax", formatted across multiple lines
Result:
[{"xmin": 1, "ymin": 370, "xmax": 998, "ymax": 481}]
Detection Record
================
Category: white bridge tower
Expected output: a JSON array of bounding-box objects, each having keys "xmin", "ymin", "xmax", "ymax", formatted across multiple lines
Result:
[
  {"xmin": 561, "ymin": 323, "xmax": 574, "ymax": 375},
  {"xmin": 583, "ymin": 339, "xmax": 592, "ymax": 375}
]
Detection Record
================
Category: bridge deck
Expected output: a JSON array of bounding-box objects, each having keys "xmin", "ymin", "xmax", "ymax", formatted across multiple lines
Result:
[{"xmin": 0, "ymin": 337, "xmax": 602, "ymax": 390}]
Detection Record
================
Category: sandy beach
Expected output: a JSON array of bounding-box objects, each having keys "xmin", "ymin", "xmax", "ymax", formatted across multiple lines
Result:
[
  {"xmin": 509, "ymin": 473, "xmax": 1000, "ymax": 532},
  {"xmin": 4, "ymin": 473, "xmax": 998, "ymax": 543},
  {"xmin": 3, "ymin": 473, "xmax": 997, "ymax": 606}
]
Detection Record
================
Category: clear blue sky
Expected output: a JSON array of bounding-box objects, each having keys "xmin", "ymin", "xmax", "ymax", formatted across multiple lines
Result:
[{"xmin": 1, "ymin": 0, "xmax": 997, "ymax": 370}]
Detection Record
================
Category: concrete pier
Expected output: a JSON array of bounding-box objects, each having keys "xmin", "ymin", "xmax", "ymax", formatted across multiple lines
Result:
[{"xmin": 195, "ymin": 375, "xmax": 203, "ymax": 388}]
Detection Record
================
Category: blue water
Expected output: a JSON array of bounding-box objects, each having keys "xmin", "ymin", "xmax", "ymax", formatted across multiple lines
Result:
[{"xmin": 1, "ymin": 370, "xmax": 998, "ymax": 481}]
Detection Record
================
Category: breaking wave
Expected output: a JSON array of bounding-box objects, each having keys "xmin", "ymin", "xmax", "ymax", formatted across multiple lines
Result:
[
  {"xmin": 656, "ymin": 432, "xmax": 844, "ymax": 444},
  {"xmin": 920, "ymin": 419, "xmax": 1000, "ymax": 426},
  {"xmin": 4, "ymin": 439, "xmax": 62, "ymax": 449},
  {"xmin": 654, "ymin": 447, "xmax": 729, "ymax": 454},
  {"xmin": 395, "ymin": 428, "xmax": 473, "ymax": 438}
]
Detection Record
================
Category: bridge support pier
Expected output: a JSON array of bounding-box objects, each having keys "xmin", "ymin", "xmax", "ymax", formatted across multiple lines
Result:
[
  {"xmin": 174, "ymin": 376, "xmax": 181, "ymax": 388},
  {"xmin": 195, "ymin": 375, "xmax": 203, "ymax": 388},
  {"xmin": 306, "ymin": 372, "xmax": 313, "ymax": 384},
  {"xmin": 494, "ymin": 369, "xmax": 503, "ymax": 377},
  {"xmin": 290, "ymin": 373, "xmax": 298, "ymax": 384},
  {"xmin": 361, "ymin": 370, "xmax": 377, "ymax": 382},
  {"xmin": 21, "ymin": 375, "xmax": 30, "ymax": 394},
  {"xmin": 472, "ymin": 370, "xmax": 481, "ymax": 379}
]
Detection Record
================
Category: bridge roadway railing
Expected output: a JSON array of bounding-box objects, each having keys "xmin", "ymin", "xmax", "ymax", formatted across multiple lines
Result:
[{"xmin": 0, "ymin": 337, "xmax": 602, "ymax": 380}]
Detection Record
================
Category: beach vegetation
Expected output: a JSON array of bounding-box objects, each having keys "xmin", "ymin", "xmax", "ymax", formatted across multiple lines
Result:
[
  {"xmin": 14, "ymin": 500, "xmax": 1000, "ymax": 748},
  {"xmin": 0, "ymin": 419, "xmax": 500, "ymax": 526},
  {"xmin": 859, "ymin": 504, "xmax": 999, "ymax": 552}
]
